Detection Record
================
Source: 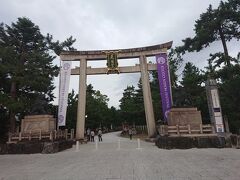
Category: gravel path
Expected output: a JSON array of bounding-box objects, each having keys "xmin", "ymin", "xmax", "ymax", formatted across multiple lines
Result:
[{"xmin": 0, "ymin": 131, "xmax": 240, "ymax": 180}]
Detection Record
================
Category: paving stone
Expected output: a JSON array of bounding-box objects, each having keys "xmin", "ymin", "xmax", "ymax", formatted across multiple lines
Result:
[{"xmin": 0, "ymin": 132, "xmax": 239, "ymax": 180}]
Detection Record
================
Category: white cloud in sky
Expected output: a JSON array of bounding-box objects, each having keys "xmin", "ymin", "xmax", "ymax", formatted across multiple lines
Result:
[{"xmin": 0, "ymin": 0, "xmax": 238, "ymax": 108}]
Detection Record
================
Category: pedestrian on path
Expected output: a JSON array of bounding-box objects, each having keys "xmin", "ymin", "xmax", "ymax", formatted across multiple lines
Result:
[
  {"xmin": 87, "ymin": 128, "xmax": 91, "ymax": 141},
  {"xmin": 90, "ymin": 130, "xmax": 95, "ymax": 142},
  {"xmin": 98, "ymin": 129, "xmax": 103, "ymax": 142},
  {"xmin": 129, "ymin": 128, "xmax": 133, "ymax": 140}
]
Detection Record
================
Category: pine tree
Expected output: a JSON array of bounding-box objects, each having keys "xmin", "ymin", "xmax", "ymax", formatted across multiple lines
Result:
[
  {"xmin": 0, "ymin": 17, "xmax": 75, "ymax": 133},
  {"xmin": 178, "ymin": 0, "xmax": 240, "ymax": 67}
]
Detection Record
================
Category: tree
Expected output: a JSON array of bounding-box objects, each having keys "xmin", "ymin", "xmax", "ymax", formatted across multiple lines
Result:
[
  {"xmin": 178, "ymin": 62, "xmax": 209, "ymax": 122},
  {"xmin": 217, "ymin": 64, "xmax": 240, "ymax": 133},
  {"xmin": 85, "ymin": 84, "xmax": 110, "ymax": 129},
  {"xmin": 46, "ymin": 35, "xmax": 76, "ymax": 56},
  {"xmin": 0, "ymin": 18, "xmax": 57, "ymax": 132},
  {"xmin": 65, "ymin": 89, "xmax": 78, "ymax": 130},
  {"xmin": 119, "ymin": 86, "xmax": 139, "ymax": 125},
  {"xmin": 0, "ymin": 17, "xmax": 75, "ymax": 133},
  {"xmin": 178, "ymin": 0, "xmax": 240, "ymax": 67}
]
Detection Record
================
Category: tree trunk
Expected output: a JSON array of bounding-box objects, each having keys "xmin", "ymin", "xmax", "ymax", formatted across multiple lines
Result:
[
  {"xmin": 9, "ymin": 81, "xmax": 16, "ymax": 133},
  {"xmin": 218, "ymin": 25, "xmax": 230, "ymax": 67}
]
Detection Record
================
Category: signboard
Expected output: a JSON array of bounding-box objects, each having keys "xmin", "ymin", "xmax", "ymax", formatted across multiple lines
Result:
[
  {"xmin": 210, "ymin": 89, "xmax": 224, "ymax": 133},
  {"xmin": 156, "ymin": 53, "xmax": 172, "ymax": 121},
  {"xmin": 58, "ymin": 61, "xmax": 72, "ymax": 126},
  {"xmin": 211, "ymin": 89, "xmax": 220, "ymax": 108},
  {"xmin": 216, "ymin": 124, "xmax": 224, "ymax": 133},
  {"xmin": 106, "ymin": 51, "xmax": 119, "ymax": 74}
]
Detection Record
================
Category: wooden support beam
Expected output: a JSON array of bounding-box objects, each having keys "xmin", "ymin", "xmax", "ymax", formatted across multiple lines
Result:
[
  {"xmin": 60, "ymin": 42, "xmax": 172, "ymax": 61},
  {"xmin": 71, "ymin": 64, "xmax": 157, "ymax": 75}
]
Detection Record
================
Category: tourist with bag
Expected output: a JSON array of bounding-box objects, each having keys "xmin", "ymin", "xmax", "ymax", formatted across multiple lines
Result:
[
  {"xmin": 90, "ymin": 130, "xmax": 95, "ymax": 142},
  {"xmin": 98, "ymin": 129, "xmax": 103, "ymax": 142},
  {"xmin": 129, "ymin": 128, "xmax": 133, "ymax": 140}
]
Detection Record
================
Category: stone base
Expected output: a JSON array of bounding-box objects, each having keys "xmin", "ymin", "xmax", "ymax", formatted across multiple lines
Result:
[
  {"xmin": 230, "ymin": 134, "xmax": 240, "ymax": 148},
  {"xmin": 155, "ymin": 136, "xmax": 226, "ymax": 149},
  {"xmin": 0, "ymin": 140, "xmax": 74, "ymax": 154},
  {"xmin": 168, "ymin": 108, "xmax": 202, "ymax": 129},
  {"xmin": 21, "ymin": 115, "xmax": 56, "ymax": 133}
]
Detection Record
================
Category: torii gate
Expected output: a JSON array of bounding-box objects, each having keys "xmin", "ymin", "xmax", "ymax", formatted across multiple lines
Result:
[{"xmin": 60, "ymin": 41, "xmax": 172, "ymax": 139}]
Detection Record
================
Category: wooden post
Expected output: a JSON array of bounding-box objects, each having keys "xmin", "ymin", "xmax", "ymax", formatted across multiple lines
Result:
[
  {"xmin": 200, "ymin": 124, "xmax": 203, "ymax": 134},
  {"xmin": 65, "ymin": 129, "xmax": 68, "ymax": 140},
  {"xmin": 39, "ymin": 130, "xmax": 42, "ymax": 140},
  {"xmin": 54, "ymin": 130, "xmax": 57, "ymax": 139},
  {"xmin": 176, "ymin": 125, "xmax": 180, "ymax": 135},
  {"xmin": 19, "ymin": 132, "xmax": 22, "ymax": 141},
  {"xmin": 50, "ymin": 131, "xmax": 53, "ymax": 141},
  {"xmin": 188, "ymin": 124, "xmax": 191, "ymax": 134},
  {"xmin": 29, "ymin": 131, "xmax": 32, "ymax": 141},
  {"xmin": 8, "ymin": 133, "xmax": 11, "ymax": 143},
  {"xmin": 237, "ymin": 135, "xmax": 240, "ymax": 149},
  {"xmin": 212, "ymin": 125, "xmax": 216, "ymax": 134},
  {"xmin": 70, "ymin": 129, "xmax": 73, "ymax": 139},
  {"xmin": 70, "ymin": 129, "xmax": 74, "ymax": 139},
  {"xmin": 224, "ymin": 116, "xmax": 230, "ymax": 133}
]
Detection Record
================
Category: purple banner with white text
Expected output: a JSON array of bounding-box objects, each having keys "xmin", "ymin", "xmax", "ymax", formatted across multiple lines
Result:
[{"xmin": 156, "ymin": 53, "xmax": 172, "ymax": 121}]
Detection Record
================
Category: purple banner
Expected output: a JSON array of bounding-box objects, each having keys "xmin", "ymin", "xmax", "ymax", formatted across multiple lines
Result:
[{"xmin": 156, "ymin": 53, "xmax": 172, "ymax": 121}]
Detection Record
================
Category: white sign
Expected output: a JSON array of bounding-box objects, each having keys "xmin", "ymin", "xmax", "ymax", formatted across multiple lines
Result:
[
  {"xmin": 215, "ymin": 116, "xmax": 223, "ymax": 125},
  {"xmin": 58, "ymin": 61, "xmax": 72, "ymax": 126},
  {"xmin": 216, "ymin": 124, "xmax": 224, "ymax": 133},
  {"xmin": 210, "ymin": 89, "xmax": 224, "ymax": 133},
  {"xmin": 211, "ymin": 89, "xmax": 220, "ymax": 108}
]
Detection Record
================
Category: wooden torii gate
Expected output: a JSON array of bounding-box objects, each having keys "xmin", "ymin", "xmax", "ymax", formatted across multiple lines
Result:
[{"xmin": 60, "ymin": 41, "xmax": 172, "ymax": 139}]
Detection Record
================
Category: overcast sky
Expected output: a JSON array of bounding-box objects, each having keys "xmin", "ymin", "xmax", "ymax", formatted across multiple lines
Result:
[{"xmin": 0, "ymin": 0, "xmax": 239, "ymax": 108}]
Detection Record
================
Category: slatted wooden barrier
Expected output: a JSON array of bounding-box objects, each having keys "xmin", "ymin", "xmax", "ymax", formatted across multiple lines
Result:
[
  {"xmin": 158, "ymin": 124, "xmax": 216, "ymax": 137},
  {"xmin": 8, "ymin": 129, "xmax": 75, "ymax": 143}
]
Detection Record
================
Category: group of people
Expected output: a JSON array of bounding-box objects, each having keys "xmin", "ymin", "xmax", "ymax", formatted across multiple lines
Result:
[{"xmin": 86, "ymin": 128, "xmax": 103, "ymax": 142}]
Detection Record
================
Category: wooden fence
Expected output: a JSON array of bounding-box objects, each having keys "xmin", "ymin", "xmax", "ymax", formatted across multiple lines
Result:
[
  {"xmin": 158, "ymin": 124, "xmax": 216, "ymax": 137},
  {"xmin": 135, "ymin": 125, "xmax": 148, "ymax": 134},
  {"xmin": 8, "ymin": 129, "xmax": 75, "ymax": 143}
]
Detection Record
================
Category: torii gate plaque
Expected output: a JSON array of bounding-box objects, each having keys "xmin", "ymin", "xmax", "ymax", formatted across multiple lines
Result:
[{"xmin": 60, "ymin": 41, "xmax": 172, "ymax": 139}]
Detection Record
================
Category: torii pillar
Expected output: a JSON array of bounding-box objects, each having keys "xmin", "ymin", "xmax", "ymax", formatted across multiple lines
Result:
[
  {"xmin": 139, "ymin": 55, "xmax": 156, "ymax": 137},
  {"xmin": 76, "ymin": 59, "xmax": 87, "ymax": 139}
]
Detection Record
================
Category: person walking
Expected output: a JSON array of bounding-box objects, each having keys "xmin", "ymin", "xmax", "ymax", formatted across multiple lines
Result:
[
  {"xmin": 86, "ymin": 128, "xmax": 91, "ymax": 141},
  {"xmin": 98, "ymin": 129, "xmax": 103, "ymax": 142},
  {"xmin": 90, "ymin": 130, "xmax": 95, "ymax": 142},
  {"xmin": 129, "ymin": 128, "xmax": 133, "ymax": 140}
]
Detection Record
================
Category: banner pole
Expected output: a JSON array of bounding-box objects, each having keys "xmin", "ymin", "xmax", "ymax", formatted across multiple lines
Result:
[
  {"xmin": 57, "ymin": 59, "xmax": 62, "ymax": 130},
  {"xmin": 166, "ymin": 51, "xmax": 173, "ymax": 106}
]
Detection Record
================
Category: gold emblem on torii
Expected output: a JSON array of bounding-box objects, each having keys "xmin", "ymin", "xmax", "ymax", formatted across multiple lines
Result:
[{"xmin": 103, "ymin": 51, "xmax": 120, "ymax": 74}]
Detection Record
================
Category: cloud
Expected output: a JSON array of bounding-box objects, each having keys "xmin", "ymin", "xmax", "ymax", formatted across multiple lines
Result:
[{"xmin": 1, "ymin": 0, "xmax": 236, "ymax": 107}]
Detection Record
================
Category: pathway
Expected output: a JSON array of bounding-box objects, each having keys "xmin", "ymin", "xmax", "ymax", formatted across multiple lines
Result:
[{"xmin": 0, "ymin": 132, "xmax": 240, "ymax": 180}]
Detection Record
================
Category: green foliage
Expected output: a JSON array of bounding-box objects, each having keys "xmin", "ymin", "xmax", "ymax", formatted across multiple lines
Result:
[
  {"xmin": 65, "ymin": 90, "xmax": 78, "ymax": 130},
  {"xmin": 179, "ymin": 63, "xmax": 209, "ymax": 123},
  {"xmin": 119, "ymin": 81, "xmax": 146, "ymax": 125},
  {"xmin": 46, "ymin": 34, "xmax": 76, "ymax": 55},
  {"xmin": 218, "ymin": 65, "xmax": 240, "ymax": 133},
  {"xmin": 176, "ymin": 0, "xmax": 240, "ymax": 132},
  {"xmin": 178, "ymin": 0, "xmax": 240, "ymax": 67},
  {"xmin": 0, "ymin": 17, "xmax": 76, "ymax": 133},
  {"xmin": 0, "ymin": 105, "xmax": 8, "ymax": 142},
  {"xmin": 65, "ymin": 85, "xmax": 120, "ymax": 130}
]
